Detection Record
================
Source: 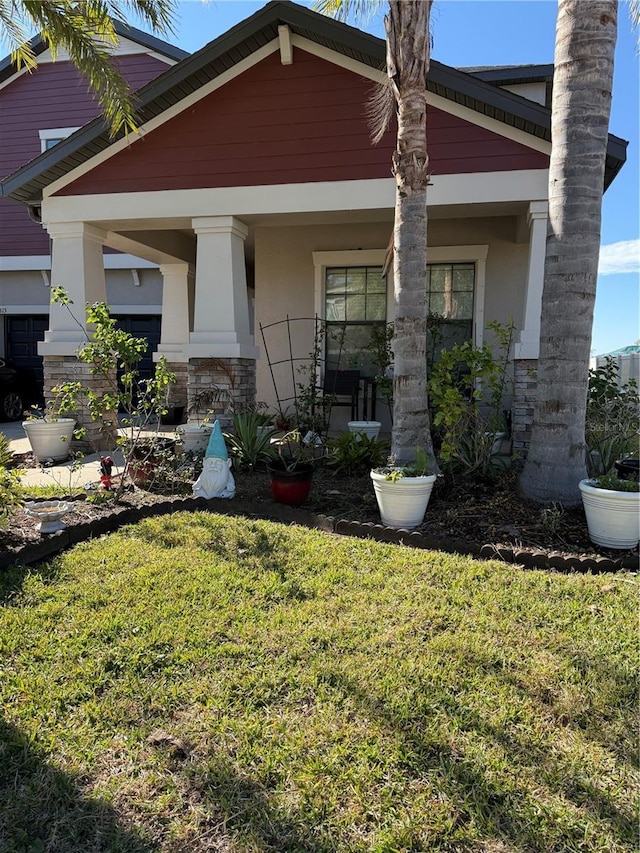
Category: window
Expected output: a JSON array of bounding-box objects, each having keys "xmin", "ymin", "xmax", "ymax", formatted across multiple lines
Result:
[
  {"xmin": 325, "ymin": 265, "xmax": 387, "ymax": 375},
  {"xmin": 39, "ymin": 127, "xmax": 80, "ymax": 153},
  {"xmin": 426, "ymin": 262, "xmax": 475, "ymax": 359}
]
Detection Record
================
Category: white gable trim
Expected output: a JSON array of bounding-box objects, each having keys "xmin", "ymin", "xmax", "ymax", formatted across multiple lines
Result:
[
  {"xmin": 36, "ymin": 36, "xmax": 178, "ymax": 63},
  {"xmin": 44, "ymin": 39, "xmax": 281, "ymax": 198},
  {"xmin": 293, "ymin": 35, "xmax": 550, "ymax": 156}
]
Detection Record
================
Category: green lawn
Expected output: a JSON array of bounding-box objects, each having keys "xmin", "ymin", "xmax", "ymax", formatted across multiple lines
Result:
[{"xmin": 0, "ymin": 512, "xmax": 637, "ymax": 852}]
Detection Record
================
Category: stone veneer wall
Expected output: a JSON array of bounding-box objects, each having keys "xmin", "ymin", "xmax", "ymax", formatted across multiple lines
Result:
[
  {"xmin": 43, "ymin": 355, "xmax": 118, "ymax": 451},
  {"xmin": 512, "ymin": 359, "xmax": 538, "ymax": 454},
  {"xmin": 164, "ymin": 361, "xmax": 188, "ymax": 412},
  {"xmin": 187, "ymin": 358, "xmax": 256, "ymax": 429}
]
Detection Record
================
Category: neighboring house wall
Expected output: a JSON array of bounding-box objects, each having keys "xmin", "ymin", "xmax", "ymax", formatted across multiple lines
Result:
[
  {"xmin": 0, "ymin": 43, "xmax": 177, "ymax": 381},
  {"xmin": 0, "ymin": 54, "xmax": 173, "ymax": 256},
  {"xmin": 58, "ymin": 49, "xmax": 548, "ymax": 197}
]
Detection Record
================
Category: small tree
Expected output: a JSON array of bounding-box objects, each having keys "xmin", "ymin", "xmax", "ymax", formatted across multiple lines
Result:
[{"xmin": 52, "ymin": 287, "xmax": 176, "ymax": 497}]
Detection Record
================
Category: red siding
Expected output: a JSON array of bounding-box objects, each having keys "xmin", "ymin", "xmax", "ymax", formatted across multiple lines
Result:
[
  {"xmin": 60, "ymin": 50, "xmax": 548, "ymax": 197},
  {"xmin": 0, "ymin": 53, "xmax": 171, "ymax": 256}
]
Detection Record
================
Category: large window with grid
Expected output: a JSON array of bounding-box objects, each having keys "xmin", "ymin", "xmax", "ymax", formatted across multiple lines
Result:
[
  {"xmin": 324, "ymin": 265, "xmax": 387, "ymax": 375},
  {"xmin": 323, "ymin": 260, "xmax": 477, "ymax": 374}
]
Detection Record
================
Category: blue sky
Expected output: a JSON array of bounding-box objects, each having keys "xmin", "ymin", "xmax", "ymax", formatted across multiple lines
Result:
[{"xmin": 153, "ymin": 0, "xmax": 639, "ymax": 355}]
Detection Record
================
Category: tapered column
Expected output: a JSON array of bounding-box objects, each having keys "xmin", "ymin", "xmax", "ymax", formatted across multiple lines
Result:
[
  {"xmin": 40, "ymin": 222, "xmax": 107, "ymax": 355},
  {"xmin": 514, "ymin": 202, "xmax": 548, "ymax": 360},
  {"xmin": 186, "ymin": 216, "xmax": 258, "ymax": 359},
  {"xmin": 155, "ymin": 262, "xmax": 193, "ymax": 361}
]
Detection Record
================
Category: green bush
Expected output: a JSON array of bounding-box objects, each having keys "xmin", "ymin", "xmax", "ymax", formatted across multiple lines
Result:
[
  {"xmin": 428, "ymin": 320, "xmax": 514, "ymax": 478},
  {"xmin": 326, "ymin": 431, "xmax": 389, "ymax": 477},
  {"xmin": 586, "ymin": 358, "xmax": 639, "ymax": 476},
  {"xmin": 225, "ymin": 411, "xmax": 277, "ymax": 471}
]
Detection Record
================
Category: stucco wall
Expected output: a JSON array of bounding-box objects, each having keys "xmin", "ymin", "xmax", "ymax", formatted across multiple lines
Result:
[{"xmin": 254, "ymin": 216, "xmax": 529, "ymax": 417}]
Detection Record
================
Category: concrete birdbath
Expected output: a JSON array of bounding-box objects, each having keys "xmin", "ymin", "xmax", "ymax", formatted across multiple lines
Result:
[{"xmin": 24, "ymin": 500, "xmax": 73, "ymax": 534}]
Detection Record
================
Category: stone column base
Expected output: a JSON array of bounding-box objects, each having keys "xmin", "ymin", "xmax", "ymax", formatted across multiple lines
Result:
[
  {"xmin": 43, "ymin": 355, "xmax": 118, "ymax": 452},
  {"xmin": 162, "ymin": 361, "xmax": 188, "ymax": 422},
  {"xmin": 512, "ymin": 359, "xmax": 538, "ymax": 455},
  {"xmin": 187, "ymin": 358, "xmax": 256, "ymax": 430}
]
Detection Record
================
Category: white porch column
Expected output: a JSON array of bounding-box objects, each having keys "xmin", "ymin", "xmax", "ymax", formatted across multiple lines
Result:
[
  {"xmin": 185, "ymin": 216, "xmax": 258, "ymax": 359},
  {"xmin": 39, "ymin": 222, "xmax": 107, "ymax": 355},
  {"xmin": 514, "ymin": 201, "xmax": 548, "ymax": 360},
  {"xmin": 155, "ymin": 262, "xmax": 193, "ymax": 362}
]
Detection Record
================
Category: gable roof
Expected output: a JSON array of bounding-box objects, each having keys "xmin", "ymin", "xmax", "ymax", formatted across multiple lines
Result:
[
  {"xmin": 0, "ymin": 19, "xmax": 188, "ymax": 87},
  {"xmin": 1, "ymin": 0, "xmax": 627, "ymax": 205}
]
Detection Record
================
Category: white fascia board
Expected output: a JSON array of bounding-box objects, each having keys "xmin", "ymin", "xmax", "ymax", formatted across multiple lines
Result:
[
  {"xmin": 292, "ymin": 35, "xmax": 551, "ymax": 156},
  {"xmin": 44, "ymin": 41, "xmax": 280, "ymax": 198},
  {"xmin": 42, "ymin": 170, "xmax": 547, "ymax": 226},
  {"xmin": 37, "ymin": 37, "xmax": 172, "ymax": 62},
  {"xmin": 0, "ymin": 254, "xmax": 158, "ymax": 270},
  {"xmin": 429, "ymin": 169, "xmax": 548, "ymax": 206}
]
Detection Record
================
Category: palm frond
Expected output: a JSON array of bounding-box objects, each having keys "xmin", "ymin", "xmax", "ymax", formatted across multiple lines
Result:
[{"xmin": 6, "ymin": 0, "xmax": 177, "ymax": 136}]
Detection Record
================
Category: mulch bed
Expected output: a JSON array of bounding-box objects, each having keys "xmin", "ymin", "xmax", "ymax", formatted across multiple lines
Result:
[{"xmin": 2, "ymin": 464, "xmax": 638, "ymax": 573}]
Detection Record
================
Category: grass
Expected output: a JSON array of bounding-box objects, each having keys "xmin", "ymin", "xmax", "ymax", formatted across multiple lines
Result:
[{"xmin": 0, "ymin": 512, "xmax": 637, "ymax": 852}]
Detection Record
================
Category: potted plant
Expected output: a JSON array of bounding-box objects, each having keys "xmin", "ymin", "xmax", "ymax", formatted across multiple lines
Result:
[
  {"xmin": 272, "ymin": 403, "xmax": 293, "ymax": 432},
  {"xmin": 21, "ymin": 385, "xmax": 78, "ymax": 463},
  {"xmin": 370, "ymin": 448, "xmax": 438, "ymax": 530},
  {"xmin": 347, "ymin": 420, "xmax": 382, "ymax": 441},
  {"xmin": 579, "ymin": 359, "xmax": 640, "ymax": 549},
  {"xmin": 267, "ymin": 429, "xmax": 324, "ymax": 506},
  {"xmin": 178, "ymin": 389, "xmax": 220, "ymax": 454}
]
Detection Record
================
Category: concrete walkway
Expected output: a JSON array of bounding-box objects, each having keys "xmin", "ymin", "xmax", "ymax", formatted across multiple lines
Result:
[{"xmin": 1, "ymin": 419, "xmax": 177, "ymax": 490}]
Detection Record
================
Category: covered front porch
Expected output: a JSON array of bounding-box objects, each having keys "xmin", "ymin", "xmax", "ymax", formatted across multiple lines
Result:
[{"xmin": 39, "ymin": 169, "xmax": 549, "ymax": 447}]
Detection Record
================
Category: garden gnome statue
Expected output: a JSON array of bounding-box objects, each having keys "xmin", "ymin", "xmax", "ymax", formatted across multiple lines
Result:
[{"xmin": 192, "ymin": 420, "xmax": 235, "ymax": 499}]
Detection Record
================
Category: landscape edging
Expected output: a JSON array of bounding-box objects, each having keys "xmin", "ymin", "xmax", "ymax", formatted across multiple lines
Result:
[{"xmin": 1, "ymin": 495, "xmax": 638, "ymax": 573}]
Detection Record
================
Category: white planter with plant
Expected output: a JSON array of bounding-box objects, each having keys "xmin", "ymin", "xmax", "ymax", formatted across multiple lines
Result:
[
  {"xmin": 22, "ymin": 417, "xmax": 76, "ymax": 462},
  {"xmin": 177, "ymin": 423, "xmax": 213, "ymax": 455},
  {"xmin": 579, "ymin": 475, "xmax": 640, "ymax": 549},
  {"xmin": 370, "ymin": 449, "xmax": 437, "ymax": 530},
  {"xmin": 348, "ymin": 420, "xmax": 382, "ymax": 441},
  {"xmin": 580, "ymin": 359, "xmax": 640, "ymax": 548}
]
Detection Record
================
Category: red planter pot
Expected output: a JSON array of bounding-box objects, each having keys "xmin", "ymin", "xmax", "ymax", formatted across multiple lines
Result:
[{"xmin": 267, "ymin": 461, "xmax": 314, "ymax": 506}]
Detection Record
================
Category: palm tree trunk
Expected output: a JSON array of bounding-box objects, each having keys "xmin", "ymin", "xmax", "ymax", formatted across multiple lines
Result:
[
  {"xmin": 519, "ymin": 0, "xmax": 617, "ymax": 505},
  {"xmin": 387, "ymin": 0, "xmax": 436, "ymax": 466}
]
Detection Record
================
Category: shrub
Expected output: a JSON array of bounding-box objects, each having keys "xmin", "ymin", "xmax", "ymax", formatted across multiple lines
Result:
[
  {"xmin": 428, "ymin": 320, "xmax": 514, "ymax": 478},
  {"xmin": 225, "ymin": 411, "xmax": 277, "ymax": 471},
  {"xmin": 586, "ymin": 358, "xmax": 639, "ymax": 476},
  {"xmin": 327, "ymin": 432, "xmax": 390, "ymax": 477}
]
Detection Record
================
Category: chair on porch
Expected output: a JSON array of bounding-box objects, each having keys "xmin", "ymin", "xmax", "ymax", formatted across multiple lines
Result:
[{"xmin": 323, "ymin": 369, "xmax": 361, "ymax": 421}]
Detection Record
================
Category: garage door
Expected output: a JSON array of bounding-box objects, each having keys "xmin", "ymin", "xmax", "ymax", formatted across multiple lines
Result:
[
  {"xmin": 5, "ymin": 315, "xmax": 48, "ymax": 393},
  {"xmin": 5, "ymin": 314, "xmax": 161, "ymax": 399},
  {"xmin": 113, "ymin": 315, "xmax": 161, "ymax": 383}
]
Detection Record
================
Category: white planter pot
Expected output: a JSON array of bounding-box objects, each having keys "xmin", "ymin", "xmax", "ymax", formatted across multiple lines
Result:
[
  {"xmin": 579, "ymin": 479, "xmax": 640, "ymax": 549},
  {"xmin": 22, "ymin": 418, "xmax": 76, "ymax": 462},
  {"xmin": 176, "ymin": 423, "xmax": 213, "ymax": 454},
  {"xmin": 348, "ymin": 421, "xmax": 382, "ymax": 441},
  {"xmin": 370, "ymin": 470, "xmax": 437, "ymax": 530}
]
